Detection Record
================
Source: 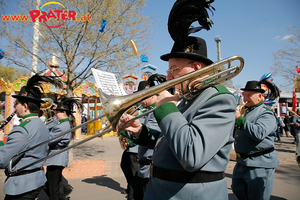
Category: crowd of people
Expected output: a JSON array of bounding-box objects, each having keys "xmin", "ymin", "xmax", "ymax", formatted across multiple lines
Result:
[
  {"xmin": 0, "ymin": 1, "xmax": 299, "ymax": 200},
  {"xmin": 276, "ymin": 110, "xmax": 300, "ymax": 145},
  {"xmin": 0, "ymin": 41, "xmax": 297, "ymax": 200}
]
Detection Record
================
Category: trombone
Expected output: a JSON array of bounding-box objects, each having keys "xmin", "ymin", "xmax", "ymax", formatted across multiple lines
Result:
[{"xmin": 7, "ymin": 55, "xmax": 244, "ymax": 176}]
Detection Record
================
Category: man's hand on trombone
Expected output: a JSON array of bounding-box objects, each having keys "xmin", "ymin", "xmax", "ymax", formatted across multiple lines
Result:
[
  {"xmin": 118, "ymin": 114, "xmax": 143, "ymax": 135},
  {"xmin": 156, "ymin": 90, "xmax": 179, "ymax": 107}
]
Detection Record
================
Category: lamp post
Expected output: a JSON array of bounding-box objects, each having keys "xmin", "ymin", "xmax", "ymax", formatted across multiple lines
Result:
[{"xmin": 31, "ymin": 0, "xmax": 41, "ymax": 76}]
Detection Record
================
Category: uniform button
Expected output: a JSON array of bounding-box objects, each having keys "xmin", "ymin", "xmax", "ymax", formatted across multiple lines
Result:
[
  {"xmin": 235, "ymin": 142, "xmax": 237, "ymax": 144},
  {"xmin": 155, "ymin": 148, "xmax": 157, "ymax": 151},
  {"xmin": 238, "ymin": 127, "xmax": 240, "ymax": 129}
]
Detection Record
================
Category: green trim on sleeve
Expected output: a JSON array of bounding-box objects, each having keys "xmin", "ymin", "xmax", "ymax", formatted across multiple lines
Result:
[
  {"xmin": 128, "ymin": 140, "xmax": 136, "ymax": 147},
  {"xmin": 0, "ymin": 141, "xmax": 4, "ymax": 146},
  {"xmin": 153, "ymin": 102, "xmax": 179, "ymax": 124},
  {"xmin": 120, "ymin": 130, "xmax": 127, "ymax": 137},
  {"xmin": 207, "ymin": 85, "xmax": 234, "ymax": 101},
  {"xmin": 119, "ymin": 130, "xmax": 136, "ymax": 147},
  {"xmin": 235, "ymin": 116, "xmax": 247, "ymax": 129}
]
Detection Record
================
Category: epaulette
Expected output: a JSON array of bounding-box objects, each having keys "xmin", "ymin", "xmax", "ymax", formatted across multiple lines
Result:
[
  {"xmin": 207, "ymin": 85, "xmax": 235, "ymax": 101},
  {"xmin": 18, "ymin": 119, "xmax": 30, "ymax": 133}
]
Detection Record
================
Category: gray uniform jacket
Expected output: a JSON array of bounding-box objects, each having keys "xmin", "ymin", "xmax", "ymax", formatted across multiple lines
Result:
[
  {"xmin": 137, "ymin": 111, "xmax": 160, "ymax": 178},
  {"xmin": 45, "ymin": 118, "xmax": 71, "ymax": 167},
  {"xmin": 234, "ymin": 101, "xmax": 279, "ymax": 168},
  {"xmin": 0, "ymin": 114, "xmax": 49, "ymax": 195},
  {"xmin": 134, "ymin": 86, "xmax": 236, "ymax": 200},
  {"xmin": 47, "ymin": 115, "xmax": 59, "ymax": 131}
]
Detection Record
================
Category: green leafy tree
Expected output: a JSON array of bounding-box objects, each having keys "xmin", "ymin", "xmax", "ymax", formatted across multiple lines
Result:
[
  {"xmin": 0, "ymin": 0, "xmax": 152, "ymax": 96},
  {"xmin": 271, "ymin": 27, "xmax": 300, "ymax": 92},
  {"xmin": 0, "ymin": 64, "xmax": 30, "ymax": 82}
]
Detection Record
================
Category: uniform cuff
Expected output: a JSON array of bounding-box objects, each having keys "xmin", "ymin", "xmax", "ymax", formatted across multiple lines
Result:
[
  {"xmin": 153, "ymin": 102, "xmax": 179, "ymax": 124},
  {"xmin": 134, "ymin": 124, "xmax": 150, "ymax": 146},
  {"xmin": 235, "ymin": 116, "xmax": 247, "ymax": 129}
]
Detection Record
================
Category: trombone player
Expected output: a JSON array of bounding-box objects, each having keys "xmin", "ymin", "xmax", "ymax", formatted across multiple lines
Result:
[{"xmin": 119, "ymin": 36, "xmax": 237, "ymax": 200}]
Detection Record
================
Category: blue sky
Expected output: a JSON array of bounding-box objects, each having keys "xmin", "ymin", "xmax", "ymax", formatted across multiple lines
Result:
[{"xmin": 142, "ymin": 0, "xmax": 300, "ymax": 89}]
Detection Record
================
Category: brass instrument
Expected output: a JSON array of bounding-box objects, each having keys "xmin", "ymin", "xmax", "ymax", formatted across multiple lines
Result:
[
  {"xmin": 237, "ymin": 101, "xmax": 248, "ymax": 117},
  {"xmin": 40, "ymin": 98, "xmax": 54, "ymax": 123},
  {"xmin": 118, "ymin": 105, "xmax": 142, "ymax": 150},
  {"xmin": 7, "ymin": 55, "xmax": 244, "ymax": 176}
]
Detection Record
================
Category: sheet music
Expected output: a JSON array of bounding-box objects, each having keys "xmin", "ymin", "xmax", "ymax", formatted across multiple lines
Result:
[{"xmin": 91, "ymin": 68, "xmax": 124, "ymax": 96}]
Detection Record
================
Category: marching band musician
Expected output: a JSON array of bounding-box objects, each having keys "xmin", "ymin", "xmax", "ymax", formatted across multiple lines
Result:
[
  {"xmin": 43, "ymin": 100, "xmax": 74, "ymax": 199},
  {"xmin": 121, "ymin": 79, "xmax": 161, "ymax": 200},
  {"xmin": 232, "ymin": 80, "xmax": 279, "ymax": 200},
  {"xmin": 119, "ymin": 36, "xmax": 237, "ymax": 200},
  {"xmin": 44, "ymin": 97, "xmax": 82, "ymax": 200},
  {"xmin": 0, "ymin": 74, "xmax": 59, "ymax": 200}
]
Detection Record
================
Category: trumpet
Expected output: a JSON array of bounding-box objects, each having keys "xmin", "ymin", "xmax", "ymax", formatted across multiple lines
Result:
[
  {"xmin": 237, "ymin": 101, "xmax": 248, "ymax": 117},
  {"xmin": 7, "ymin": 55, "xmax": 244, "ymax": 176}
]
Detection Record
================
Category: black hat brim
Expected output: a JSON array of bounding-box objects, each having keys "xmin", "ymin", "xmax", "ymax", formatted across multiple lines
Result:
[
  {"xmin": 12, "ymin": 95, "xmax": 45, "ymax": 104},
  {"xmin": 160, "ymin": 52, "xmax": 214, "ymax": 65},
  {"xmin": 240, "ymin": 88, "xmax": 265, "ymax": 93}
]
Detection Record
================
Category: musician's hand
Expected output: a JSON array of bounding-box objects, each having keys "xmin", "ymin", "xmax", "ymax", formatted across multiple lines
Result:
[
  {"xmin": 118, "ymin": 114, "xmax": 142, "ymax": 135},
  {"xmin": 236, "ymin": 109, "xmax": 241, "ymax": 120},
  {"xmin": 156, "ymin": 90, "xmax": 179, "ymax": 107},
  {"xmin": 0, "ymin": 129, "xmax": 4, "ymax": 141}
]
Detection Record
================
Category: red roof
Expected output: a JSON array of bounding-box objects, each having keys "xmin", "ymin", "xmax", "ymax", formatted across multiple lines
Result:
[{"xmin": 43, "ymin": 68, "xmax": 67, "ymax": 81}]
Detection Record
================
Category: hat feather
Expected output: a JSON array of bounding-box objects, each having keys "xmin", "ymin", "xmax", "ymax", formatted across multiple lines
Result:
[
  {"xmin": 57, "ymin": 97, "xmax": 83, "ymax": 113},
  {"xmin": 26, "ymin": 73, "xmax": 63, "ymax": 92},
  {"xmin": 258, "ymin": 78, "xmax": 280, "ymax": 101},
  {"xmin": 168, "ymin": 0, "xmax": 215, "ymax": 45}
]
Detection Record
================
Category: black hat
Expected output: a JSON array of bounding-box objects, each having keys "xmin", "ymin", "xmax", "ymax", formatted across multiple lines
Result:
[
  {"xmin": 241, "ymin": 81, "xmax": 265, "ymax": 93},
  {"xmin": 12, "ymin": 73, "xmax": 63, "ymax": 106},
  {"xmin": 160, "ymin": 36, "xmax": 213, "ymax": 65},
  {"xmin": 12, "ymin": 86, "xmax": 45, "ymax": 105},
  {"xmin": 53, "ymin": 98, "xmax": 83, "ymax": 113}
]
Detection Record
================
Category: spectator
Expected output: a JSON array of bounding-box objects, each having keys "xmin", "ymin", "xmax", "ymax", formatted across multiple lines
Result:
[{"xmin": 283, "ymin": 113, "xmax": 292, "ymax": 137}]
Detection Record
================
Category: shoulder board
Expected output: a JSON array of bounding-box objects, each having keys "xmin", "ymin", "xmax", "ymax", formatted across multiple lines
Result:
[
  {"xmin": 207, "ymin": 85, "xmax": 234, "ymax": 101},
  {"xmin": 18, "ymin": 119, "xmax": 30, "ymax": 133}
]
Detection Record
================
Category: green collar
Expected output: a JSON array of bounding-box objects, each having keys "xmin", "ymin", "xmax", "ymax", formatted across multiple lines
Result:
[
  {"xmin": 59, "ymin": 118, "xmax": 70, "ymax": 124},
  {"xmin": 247, "ymin": 100, "xmax": 263, "ymax": 110},
  {"xmin": 22, "ymin": 113, "xmax": 38, "ymax": 119}
]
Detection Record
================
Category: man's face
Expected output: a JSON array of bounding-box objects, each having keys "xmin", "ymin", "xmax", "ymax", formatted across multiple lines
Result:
[
  {"xmin": 166, "ymin": 58, "xmax": 197, "ymax": 93},
  {"xmin": 14, "ymin": 100, "xmax": 26, "ymax": 118},
  {"xmin": 242, "ymin": 91, "xmax": 262, "ymax": 107}
]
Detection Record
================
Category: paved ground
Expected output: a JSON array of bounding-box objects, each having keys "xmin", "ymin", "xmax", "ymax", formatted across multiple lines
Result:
[{"xmin": 0, "ymin": 135, "xmax": 299, "ymax": 200}]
